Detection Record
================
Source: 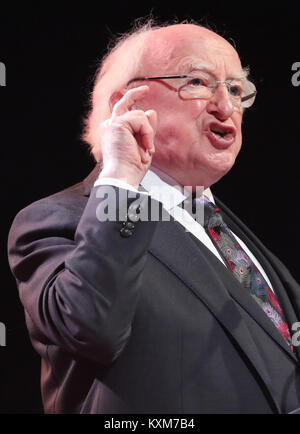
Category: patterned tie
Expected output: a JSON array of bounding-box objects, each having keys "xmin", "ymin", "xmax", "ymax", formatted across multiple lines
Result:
[{"xmin": 193, "ymin": 195, "xmax": 293, "ymax": 350}]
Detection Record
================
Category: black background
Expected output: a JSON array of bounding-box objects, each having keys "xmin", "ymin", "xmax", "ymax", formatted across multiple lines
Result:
[{"xmin": 1, "ymin": 1, "xmax": 300, "ymax": 413}]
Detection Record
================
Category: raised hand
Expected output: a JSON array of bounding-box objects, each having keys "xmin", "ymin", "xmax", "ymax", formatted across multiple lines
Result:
[{"xmin": 98, "ymin": 85, "xmax": 157, "ymax": 188}]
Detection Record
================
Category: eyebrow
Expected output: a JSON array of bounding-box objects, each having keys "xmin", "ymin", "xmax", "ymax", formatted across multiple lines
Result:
[{"xmin": 185, "ymin": 62, "xmax": 250, "ymax": 81}]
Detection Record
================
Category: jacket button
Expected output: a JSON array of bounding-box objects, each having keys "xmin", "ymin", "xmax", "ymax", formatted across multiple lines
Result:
[
  {"xmin": 120, "ymin": 227, "xmax": 134, "ymax": 237},
  {"xmin": 122, "ymin": 221, "xmax": 135, "ymax": 230}
]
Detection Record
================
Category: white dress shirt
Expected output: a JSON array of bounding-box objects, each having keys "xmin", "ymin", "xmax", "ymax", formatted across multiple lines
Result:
[{"xmin": 94, "ymin": 166, "xmax": 274, "ymax": 291}]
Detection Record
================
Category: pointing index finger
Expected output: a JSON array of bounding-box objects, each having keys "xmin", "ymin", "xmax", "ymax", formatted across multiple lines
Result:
[{"xmin": 112, "ymin": 85, "xmax": 149, "ymax": 117}]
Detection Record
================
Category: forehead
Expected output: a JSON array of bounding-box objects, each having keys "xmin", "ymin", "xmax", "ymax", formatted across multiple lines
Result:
[
  {"xmin": 145, "ymin": 25, "xmax": 243, "ymax": 77},
  {"xmin": 172, "ymin": 35, "xmax": 242, "ymax": 77}
]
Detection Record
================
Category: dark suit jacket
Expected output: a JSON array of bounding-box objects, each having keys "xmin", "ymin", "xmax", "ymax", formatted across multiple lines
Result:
[{"xmin": 7, "ymin": 166, "xmax": 300, "ymax": 414}]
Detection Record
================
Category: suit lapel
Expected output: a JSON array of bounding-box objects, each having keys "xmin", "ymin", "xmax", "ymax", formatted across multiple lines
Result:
[
  {"xmin": 149, "ymin": 217, "xmax": 283, "ymax": 412},
  {"xmin": 215, "ymin": 196, "xmax": 299, "ymax": 362}
]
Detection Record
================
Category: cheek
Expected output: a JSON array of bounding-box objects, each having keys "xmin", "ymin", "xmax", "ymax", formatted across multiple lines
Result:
[
  {"xmin": 233, "ymin": 112, "xmax": 243, "ymax": 139},
  {"xmin": 155, "ymin": 100, "xmax": 207, "ymax": 140},
  {"xmin": 153, "ymin": 101, "xmax": 208, "ymax": 166},
  {"xmin": 234, "ymin": 128, "xmax": 243, "ymax": 157},
  {"xmin": 171, "ymin": 99, "xmax": 207, "ymax": 122},
  {"xmin": 189, "ymin": 99, "xmax": 208, "ymax": 116}
]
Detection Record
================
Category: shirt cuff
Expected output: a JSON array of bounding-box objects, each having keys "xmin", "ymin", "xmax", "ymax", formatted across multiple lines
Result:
[{"xmin": 94, "ymin": 177, "xmax": 148, "ymax": 195}]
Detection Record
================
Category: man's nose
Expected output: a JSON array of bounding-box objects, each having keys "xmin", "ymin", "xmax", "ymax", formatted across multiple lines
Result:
[{"xmin": 206, "ymin": 84, "xmax": 235, "ymax": 120}]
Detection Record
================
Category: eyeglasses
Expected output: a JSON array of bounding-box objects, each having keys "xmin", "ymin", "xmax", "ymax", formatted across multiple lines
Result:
[{"xmin": 126, "ymin": 73, "xmax": 257, "ymax": 108}]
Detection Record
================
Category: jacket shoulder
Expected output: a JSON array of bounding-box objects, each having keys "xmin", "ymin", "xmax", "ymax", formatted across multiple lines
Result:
[
  {"xmin": 14, "ymin": 180, "xmax": 87, "ymax": 224},
  {"xmin": 7, "ymin": 180, "xmax": 89, "ymax": 262}
]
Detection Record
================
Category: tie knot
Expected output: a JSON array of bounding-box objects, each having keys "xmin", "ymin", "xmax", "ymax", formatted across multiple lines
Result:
[{"xmin": 192, "ymin": 196, "xmax": 223, "ymax": 230}]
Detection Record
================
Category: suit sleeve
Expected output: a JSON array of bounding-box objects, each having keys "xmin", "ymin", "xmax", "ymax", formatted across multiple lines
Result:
[{"xmin": 7, "ymin": 185, "xmax": 158, "ymax": 365}]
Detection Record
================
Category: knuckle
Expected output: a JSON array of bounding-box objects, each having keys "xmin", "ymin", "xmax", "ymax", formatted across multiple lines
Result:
[
  {"xmin": 121, "ymin": 110, "xmax": 146, "ymax": 124},
  {"xmin": 111, "ymin": 121, "xmax": 127, "ymax": 132},
  {"xmin": 99, "ymin": 119, "xmax": 125, "ymax": 135},
  {"xmin": 131, "ymin": 109, "xmax": 147, "ymax": 118}
]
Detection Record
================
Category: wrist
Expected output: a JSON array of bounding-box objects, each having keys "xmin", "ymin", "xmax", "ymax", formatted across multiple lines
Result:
[{"xmin": 99, "ymin": 165, "xmax": 142, "ymax": 189}]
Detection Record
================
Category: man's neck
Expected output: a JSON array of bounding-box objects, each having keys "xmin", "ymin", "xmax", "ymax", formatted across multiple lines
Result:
[
  {"xmin": 149, "ymin": 165, "xmax": 183, "ymax": 191},
  {"xmin": 140, "ymin": 165, "xmax": 215, "ymax": 209}
]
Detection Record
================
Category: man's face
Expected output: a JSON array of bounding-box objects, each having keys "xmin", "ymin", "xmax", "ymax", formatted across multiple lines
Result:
[{"xmin": 135, "ymin": 26, "xmax": 245, "ymax": 189}]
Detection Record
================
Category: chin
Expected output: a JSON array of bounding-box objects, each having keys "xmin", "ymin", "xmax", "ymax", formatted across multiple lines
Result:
[
  {"xmin": 213, "ymin": 151, "xmax": 238, "ymax": 173},
  {"xmin": 189, "ymin": 155, "xmax": 236, "ymax": 189}
]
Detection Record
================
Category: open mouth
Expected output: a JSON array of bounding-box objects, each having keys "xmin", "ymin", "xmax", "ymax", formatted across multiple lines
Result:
[
  {"xmin": 211, "ymin": 128, "xmax": 228, "ymax": 138},
  {"xmin": 206, "ymin": 122, "xmax": 236, "ymax": 149}
]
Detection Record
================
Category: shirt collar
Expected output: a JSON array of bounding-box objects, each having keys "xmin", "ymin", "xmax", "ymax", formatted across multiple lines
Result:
[{"xmin": 140, "ymin": 165, "xmax": 215, "ymax": 211}]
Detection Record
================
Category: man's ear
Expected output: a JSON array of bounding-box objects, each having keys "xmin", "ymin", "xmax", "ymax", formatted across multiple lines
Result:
[{"xmin": 109, "ymin": 91, "xmax": 125, "ymax": 112}]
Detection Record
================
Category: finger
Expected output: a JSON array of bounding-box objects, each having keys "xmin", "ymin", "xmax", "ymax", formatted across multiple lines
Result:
[
  {"xmin": 145, "ymin": 110, "xmax": 157, "ymax": 153},
  {"xmin": 139, "ymin": 144, "xmax": 152, "ymax": 165},
  {"xmin": 122, "ymin": 111, "xmax": 155, "ymax": 153},
  {"xmin": 112, "ymin": 85, "xmax": 149, "ymax": 117}
]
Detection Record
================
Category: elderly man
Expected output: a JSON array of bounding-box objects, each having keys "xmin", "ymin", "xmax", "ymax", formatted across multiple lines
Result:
[{"xmin": 7, "ymin": 21, "xmax": 300, "ymax": 414}]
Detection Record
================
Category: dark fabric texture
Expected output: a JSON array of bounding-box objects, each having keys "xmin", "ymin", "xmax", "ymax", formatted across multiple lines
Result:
[
  {"xmin": 198, "ymin": 195, "xmax": 293, "ymax": 349},
  {"xmin": 7, "ymin": 166, "xmax": 300, "ymax": 414}
]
